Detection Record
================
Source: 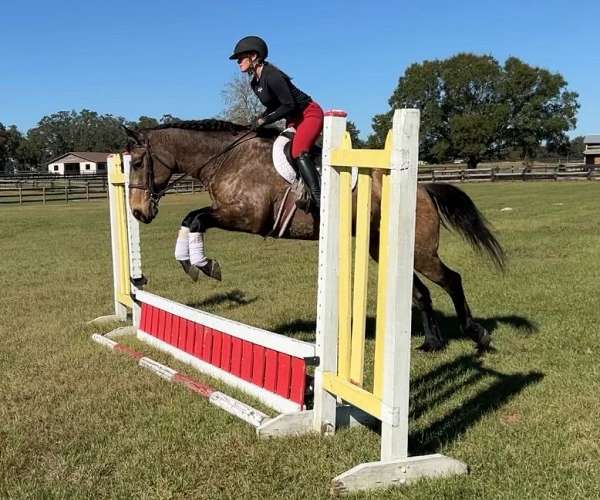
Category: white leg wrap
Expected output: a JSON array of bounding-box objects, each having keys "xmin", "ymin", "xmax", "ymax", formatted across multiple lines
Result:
[
  {"xmin": 189, "ymin": 232, "xmax": 208, "ymax": 267},
  {"xmin": 174, "ymin": 227, "xmax": 190, "ymax": 261}
]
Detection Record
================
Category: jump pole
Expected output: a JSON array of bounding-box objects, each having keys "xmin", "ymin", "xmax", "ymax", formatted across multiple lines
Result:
[{"xmin": 92, "ymin": 333, "xmax": 271, "ymax": 428}]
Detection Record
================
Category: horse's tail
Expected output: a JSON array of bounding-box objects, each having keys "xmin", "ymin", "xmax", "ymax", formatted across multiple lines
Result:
[{"xmin": 424, "ymin": 183, "xmax": 506, "ymax": 270}]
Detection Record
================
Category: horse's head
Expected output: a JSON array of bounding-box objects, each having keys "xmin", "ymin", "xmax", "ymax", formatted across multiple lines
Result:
[{"xmin": 124, "ymin": 126, "xmax": 175, "ymax": 224}]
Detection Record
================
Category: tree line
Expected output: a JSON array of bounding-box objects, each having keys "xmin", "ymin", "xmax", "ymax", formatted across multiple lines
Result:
[
  {"xmin": 0, "ymin": 53, "xmax": 585, "ymax": 173},
  {"xmin": 0, "ymin": 111, "xmax": 183, "ymax": 174}
]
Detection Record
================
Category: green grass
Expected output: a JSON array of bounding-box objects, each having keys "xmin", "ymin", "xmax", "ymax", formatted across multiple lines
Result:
[{"xmin": 1, "ymin": 182, "xmax": 599, "ymax": 499}]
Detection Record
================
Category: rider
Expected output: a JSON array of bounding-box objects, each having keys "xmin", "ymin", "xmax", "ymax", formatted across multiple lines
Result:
[{"xmin": 229, "ymin": 35, "xmax": 324, "ymax": 212}]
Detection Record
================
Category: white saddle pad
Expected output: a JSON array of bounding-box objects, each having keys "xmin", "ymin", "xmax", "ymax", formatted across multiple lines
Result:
[
  {"xmin": 272, "ymin": 127, "xmax": 298, "ymax": 184},
  {"xmin": 272, "ymin": 128, "xmax": 358, "ymax": 189}
]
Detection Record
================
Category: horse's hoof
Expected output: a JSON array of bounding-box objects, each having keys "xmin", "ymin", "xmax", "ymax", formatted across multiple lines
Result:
[
  {"xmin": 467, "ymin": 322, "xmax": 493, "ymax": 353},
  {"xmin": 476, "ymin": 332, "xmax": 494, "ymax": 354},
  {"xmin": 199, "ymin": 259, "xmax": 222, "ymax": 281},
  {"xmin": 179, "ymin": 260, "xmax": 200, "ymax": 282},
  {"xmin": 418, "ymin": 339, "xmax": 446, "ymax": 352},
  {"xmin": 478, "ymin": 331, "xmax": 492, "ymax": 349},
  {"xmin": 130, "ymin": 274, "xmax": 148, "ymax": 288}
]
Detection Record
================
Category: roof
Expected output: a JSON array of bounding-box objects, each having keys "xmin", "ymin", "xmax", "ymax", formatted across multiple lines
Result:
[
  {"xmin": 584, "ymin": 135, "xmax": 600, "ymax": 144},
  {"xmin": 47, "ymin": 151, "xmax": 111, "ymax": 165}
]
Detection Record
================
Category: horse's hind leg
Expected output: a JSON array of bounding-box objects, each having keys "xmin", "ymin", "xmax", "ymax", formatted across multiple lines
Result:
[
  {"xmin": 370, "ymin": 229, "xmax": 445, "ymax": 351},
  {"xmin": 418, "ymin": 255, "xmax": 491, "ymax": 351},
  {"xmin": 413, "ymin": 274, "xmax": 447, "ymax": 351},
  {"xmin": 177, "ymin": 207, "xmax": 221, "ymax": 281}
]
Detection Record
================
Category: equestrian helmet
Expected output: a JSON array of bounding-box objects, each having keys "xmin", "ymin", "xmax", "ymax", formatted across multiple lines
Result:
[{"xmin": 229, "ymin": 36, "xmax": 268, "ymax": 61}]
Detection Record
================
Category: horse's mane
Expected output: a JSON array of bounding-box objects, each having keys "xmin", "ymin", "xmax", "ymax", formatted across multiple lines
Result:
[
  {"xmin": 150, "ymin": 119, "xmax": 248, "ymax": 133},
  {"xmin": 146, "ymin": 119, "xmax": 281, "ymax": 139}
]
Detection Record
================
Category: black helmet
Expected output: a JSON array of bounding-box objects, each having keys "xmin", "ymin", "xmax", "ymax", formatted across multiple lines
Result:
[{"xmin": 229, "ymin": 36, "xmax": 268, "ymax": 61}]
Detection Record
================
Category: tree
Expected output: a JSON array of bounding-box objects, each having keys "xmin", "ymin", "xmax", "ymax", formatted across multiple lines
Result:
[
  {"xmin": 16, "ymin": 110, "xmax": 129, "ymax": 170},
  {"xmin": 501, "ymin": 57, "xmax": 579, "ymax": 164},
  {"xmin": 0, "ymin": 123, "xmax": 7, "ymax": 172},
  {"xmin": 220, "ymin": 73, "xmax": 265, "ymax": 125},
  {"xmin": 568, "ymin": 136, "xmax": 585, "ymax": 160},
  {"xmin": 160, "ymin": 114, "xmax": 181, "ymax": 124},
  {"xmin": 368, "ymin": 54, "xmax": 508, "ymax": 168},
  {"xmin": 368, "ymin": 54, "xmax": 579, "ymax": 167},
  {"xmin": 346, "ymin": 120, "xmax": 365, "ymax": 148},
  {"xmin": 0, "ymin": 123, "xmax": 26, "ymax": 174},
  {"xmin": 131, "ymin": 115, "xmax": 159, "ymax": 130}
]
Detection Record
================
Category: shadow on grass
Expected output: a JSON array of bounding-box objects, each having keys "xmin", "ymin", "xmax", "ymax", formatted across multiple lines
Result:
[
  {"xmin": 408, "ymin": 355, "xmax": 543, "ymax": 455},
  {"xmin": 274, "ymin": 309, "xmax": 537, "ymax": 346},
  {"xmin": 273, "ymin": 318, "xmax": 543, "ymax": 453},
  {"xmin": 421, "ymin": 311, "xmax": 539, "ymax": 343},
  {"xmin": 186, "ymin": 289, "xmax": 258, "ymax": 310},
  {"xmin": 274, "ymin": 315, "xmax": 542, "ymax": 455}
]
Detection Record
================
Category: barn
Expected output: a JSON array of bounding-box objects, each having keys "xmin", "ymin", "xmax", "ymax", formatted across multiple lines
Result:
[
  {"xmin": 47, "ymin": 152, "xmax": 110, "ymax": 175},
  {"xmin": 584, "ymin": 135, "xmax": 600, "ymax": 168}
]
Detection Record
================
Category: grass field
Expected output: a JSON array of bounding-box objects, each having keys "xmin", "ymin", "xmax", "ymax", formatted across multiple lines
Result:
[{"xmin": 1, "ymin": 181, "xmax": 599, "ymax": 499}]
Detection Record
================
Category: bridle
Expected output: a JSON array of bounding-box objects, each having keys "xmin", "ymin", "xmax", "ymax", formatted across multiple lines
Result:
[
  {"xmin": 128, "ymin": 139, "xmax": 174, "ymax": 206},
  {"xmin": 128, "ymin": 129, "xmax": 257, "ymax": 205}
]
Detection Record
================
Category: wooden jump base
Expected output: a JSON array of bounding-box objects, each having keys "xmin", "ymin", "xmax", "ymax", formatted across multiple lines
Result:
[{"xmin": 94, "ymin": 108, "xmax": 468, "ymax": 494}]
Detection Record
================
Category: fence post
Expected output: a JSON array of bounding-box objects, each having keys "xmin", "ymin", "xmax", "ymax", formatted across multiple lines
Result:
[
  {"xmin": 43, "ymin": 186, "xmax": 46, "ymax": 204},
  {"xmin": 65, "ymin": 185, "xmax": 69, "ymax": 203},
  {"xmin": 19, "ymin": 186, "xmax": 23, "ymax": 205},
  {"xmin": 86, "ymin": 181, "xmax": 90, "ymax": 201}
]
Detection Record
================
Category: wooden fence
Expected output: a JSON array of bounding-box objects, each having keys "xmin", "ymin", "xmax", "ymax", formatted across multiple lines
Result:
[
  {"xmin": 0, "ymin": 177, "xmax": 202, "ymax": 205},
  {"xmin": 1, "ymin": 163, "xmax": 597, "ymax": 205},
  {"xmin": 419, "ymin": 164, "xmax": 599, "ymax": 183}
]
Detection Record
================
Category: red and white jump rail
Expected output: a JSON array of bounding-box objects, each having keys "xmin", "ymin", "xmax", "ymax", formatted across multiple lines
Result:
[{"xmin": 135, "ymin": 290, "xmax": 314, "ymax": 415}]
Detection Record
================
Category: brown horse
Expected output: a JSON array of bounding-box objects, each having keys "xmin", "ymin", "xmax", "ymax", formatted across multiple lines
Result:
[{"xmin": 124, "ymin": 120, "xmax": 505, "ymax": 352}]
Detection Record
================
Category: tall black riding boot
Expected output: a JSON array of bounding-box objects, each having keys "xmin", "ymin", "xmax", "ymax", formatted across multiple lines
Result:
[{"xmin": 295, "ymin": 152, "xmax": 321, "ymax": 213}]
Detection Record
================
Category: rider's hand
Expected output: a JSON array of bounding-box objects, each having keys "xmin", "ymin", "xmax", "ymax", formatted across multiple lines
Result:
[{"xmin": 250, "ymin": 117, "xmax": 265, "ymax": 131}]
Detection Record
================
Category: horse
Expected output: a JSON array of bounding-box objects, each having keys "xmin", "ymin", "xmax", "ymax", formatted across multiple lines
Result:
[{"xmin": 124, "ymin": 119, "xmax": 505, "ymax": 352}]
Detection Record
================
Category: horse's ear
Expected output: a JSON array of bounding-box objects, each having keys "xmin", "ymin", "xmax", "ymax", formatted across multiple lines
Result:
[{"xmin": 122, "ymin": 125, "xmax": 144, "ymax": 151}]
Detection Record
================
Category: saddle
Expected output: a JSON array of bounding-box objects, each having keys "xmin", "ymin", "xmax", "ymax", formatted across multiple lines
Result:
[
  {"xmin": 270, "ymin": 128, "xmax": 357, "ymax": 238},
  {"xmin": 270, "ymin": 128, "xmax": 322, "ymax": 237}
]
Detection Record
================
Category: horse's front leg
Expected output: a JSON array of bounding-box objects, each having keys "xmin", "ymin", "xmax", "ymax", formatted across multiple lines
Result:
[{"xmin": 175, "ymin": 207, "xmax": 222, "ymax": 281}]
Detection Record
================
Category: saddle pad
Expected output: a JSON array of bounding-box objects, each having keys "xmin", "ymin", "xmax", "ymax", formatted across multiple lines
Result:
[
  {"xmin": 272, "ymin": 128, "xmax": 298, "ymax": 184},
  {"xmin": 272, "ymin": 128, "xmax": 358, "ymax": 189}
]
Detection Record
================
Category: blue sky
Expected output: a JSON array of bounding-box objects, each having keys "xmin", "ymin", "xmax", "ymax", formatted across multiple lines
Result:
[{"xmin": 2, "ymin": 0, "xmax": 598, "ymax": 138}]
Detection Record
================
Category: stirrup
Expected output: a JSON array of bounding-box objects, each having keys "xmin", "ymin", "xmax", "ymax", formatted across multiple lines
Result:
[
  {"xmin": 295, "ymin": 196, "xmax": 319, "ymax": 216},
  {"xmin": 295, "ymin": 198, "xmax": 312, "ymax": 212}
]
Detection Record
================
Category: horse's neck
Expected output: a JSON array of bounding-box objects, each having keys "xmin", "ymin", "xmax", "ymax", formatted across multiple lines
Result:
[{"xmin": 175, "ymin": 132, "xmax": 238, "ymax": 184}]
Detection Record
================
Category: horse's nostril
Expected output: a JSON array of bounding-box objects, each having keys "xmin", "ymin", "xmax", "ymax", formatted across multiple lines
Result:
[{"xmin": 133, "ymin": 209, "xmax": 143, "ymax": 221}]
